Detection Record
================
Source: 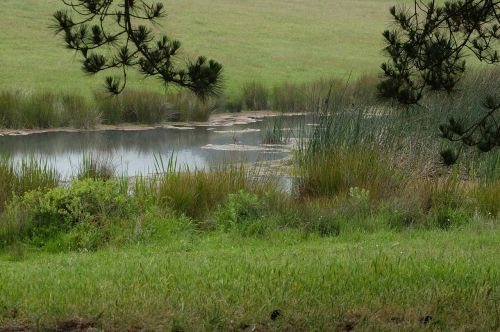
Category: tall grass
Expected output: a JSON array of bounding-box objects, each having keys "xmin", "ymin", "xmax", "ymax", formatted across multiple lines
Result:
[
  {"xmin": 77, "ymin": 154, "xmax": 116, "ymax": 181},
  {"xmin": 240, "ymin": 81, "xmax": 269, "ymax": 110},
  {"xmin": 136, "ymin": 155, "xmax": 277, "ymax": 221},
  {"xmin": 0, "ymin": 155, "xmax": 58, "ymax": 211},
  {"xmin": 168, "ymin": 91, "xmax": 218, "ymax": 122},
  {"xmin": 0, "ymin": 90, "xmax": 99, "ymax": 129},
  {"xmin": 296, "ymin": 146, "xmax": 403, "ymax": 200},
  {"xmin": 95, "ymin": 90, "xmax": 171, "ymax": 124},
  {"xmin": 261, "ymin": 116, "xmax": 290, "ymax": 144}
]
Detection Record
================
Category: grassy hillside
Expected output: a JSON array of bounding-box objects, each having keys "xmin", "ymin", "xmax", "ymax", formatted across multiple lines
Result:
[{"xmin": 0, "ymin": 0, "xmax": 408, "ymax": 97}]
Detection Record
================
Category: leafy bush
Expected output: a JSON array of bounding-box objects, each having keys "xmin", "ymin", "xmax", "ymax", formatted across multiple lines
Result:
[
  {"xmin": 215, "ymin": 191, "xmax": 265, "ymax": 229},
  {"xmin": 0, "ymin": 179, "xmax": 136, "ymax": 248}
]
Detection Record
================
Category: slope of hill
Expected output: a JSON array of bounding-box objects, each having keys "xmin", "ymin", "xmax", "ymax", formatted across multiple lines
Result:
[{"xmin": 0, "ymin": 0, "xmax": 404, "ymax": 96}]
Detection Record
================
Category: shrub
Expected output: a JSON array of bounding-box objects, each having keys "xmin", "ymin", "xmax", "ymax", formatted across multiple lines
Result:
[
  {"xmin": 0, "ymin": 178, "xmax": 136, "ymax": 247},
  {"xmin": 215, "ymin": 191, "xmax": 265, "ymax": 230}
]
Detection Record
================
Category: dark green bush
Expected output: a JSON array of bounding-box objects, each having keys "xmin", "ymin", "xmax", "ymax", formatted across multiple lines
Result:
[{"xmin": 0, "ymin": 178, "xmax": 136, "ymax": 248}]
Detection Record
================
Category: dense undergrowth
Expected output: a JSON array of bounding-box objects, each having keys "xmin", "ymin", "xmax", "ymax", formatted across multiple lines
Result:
[
  {"xmin": 0, "ymin": 70, "xmax": 499, "ymax": 250},
  {"xmin": 0, "ymin": 70, "xmax": 499, "ymax": 331}
]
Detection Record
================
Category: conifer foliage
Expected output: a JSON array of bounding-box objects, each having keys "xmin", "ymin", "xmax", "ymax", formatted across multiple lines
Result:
[
  {"xmin": 52, "ymin": 0, "xmax": 223, "ymax": 97},
  {"xmin": 379, "ymin": 0, "xmax": 499, "ymax": 152}
]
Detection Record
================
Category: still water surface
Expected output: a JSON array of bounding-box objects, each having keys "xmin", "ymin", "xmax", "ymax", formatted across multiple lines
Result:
[{"xmin": 0, "ymin": 115, "xmax": 306, "ymax": 178}]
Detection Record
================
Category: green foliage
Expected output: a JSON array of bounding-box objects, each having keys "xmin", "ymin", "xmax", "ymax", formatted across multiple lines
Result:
[
  {"xmin": 215, "ymin": 191, "xmax": 266, "ymax": 231},
  {"xmin": 0, "ymin": 155, "xmax": 58, "ymax": 212},
  {"xmin": 0, "ymin": 90, "xmax": 98, "ymax": 129},
  {"xmin": 240, "ymin": 82, "xmax": 269, "ymax": 110},
  {"xmin": 0, "ymin": 179, "xmax": 136, "ymax": 248},
  {"xmin": 169, "ymin": 90, "xmax": 218, "ymax": 122},
  {"xmin": 297, "ymin": 147, "xmax": 403, "ymax": 200},
  {"xmin": 95, "ymin": 90, "xmax": 171, "ymax": 124},
  {"xmin": 379, "ymin": 0, "xmax": 499, "ymax": 153},
  {"xmin": 53, "ymin": 0, "xmax": 223, "ymax": 97},
  {"xmin": 145, "ymin": 158, "xmax": 276, "ymax": 221}
]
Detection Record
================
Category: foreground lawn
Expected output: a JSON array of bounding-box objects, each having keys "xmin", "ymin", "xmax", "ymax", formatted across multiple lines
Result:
[
  {"xmin": 1, "ymin": 227, "xmax": 498, "ymax": 331},
  {"xmin": 0, "ymin": 0, "xmax": 404, "ymax": 96}
]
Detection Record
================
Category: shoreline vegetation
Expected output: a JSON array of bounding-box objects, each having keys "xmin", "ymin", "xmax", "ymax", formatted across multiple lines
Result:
[
  {"xmin": 0, "ymin": 69, "xmax": 499, "ymax": 330},
  {"xmin": 0, "ymin": 76, "xmax": 371, "ymax": 131},
  {"xmin": 0, "ymin": 111, "xmax": 303, "ymax": 137},
  {"xmin": 0, "ymin": 68, "xmax": 495, "ymax": 132},
  {"xmin": 1, "ymin": 0, "xmax": 498, "ymax": 329}
]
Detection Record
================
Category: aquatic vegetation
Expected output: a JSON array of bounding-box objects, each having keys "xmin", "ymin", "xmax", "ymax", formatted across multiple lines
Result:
[
  {"xmin": 0, "ymin": 91, "xmax": 98, "ymax": 129},
  {"xmin": 261, "ymin": 116, "xmax": 290, "ymax": 144},
  {"xmin": 95, "ymin": 90, "xmax": 171, "ymax": 124},
  {"xmin": 168, "ymin": 90, "xmax": 218, "ymax": 122},
  {"xmin": 77, "ymin": 154, "xmax": 116, "ymax": 181},
  {"xmin": 240, "ymin": 81, "xmax": 270, "ymax": 110},
  {"xmin": 0, "ymin": 155, "xmax": 58, "ymax": 211}
]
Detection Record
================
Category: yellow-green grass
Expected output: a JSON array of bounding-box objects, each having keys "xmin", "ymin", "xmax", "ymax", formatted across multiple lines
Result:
[
  {"xmin": 0, "ymin": 228, "xmax": 498, "ymax": 330},
  {"xmin": 0, "ymin": 0, "xmax": 413, "ymax": 98}
]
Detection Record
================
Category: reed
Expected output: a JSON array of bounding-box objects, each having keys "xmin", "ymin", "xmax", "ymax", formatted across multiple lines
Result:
[
  {"xmin": 168, "ymin": 91, "xmax": 217, "ymax": 122},
  {"xmin": 240, "ymin": 81, "xmax": 269, "ymax": 110},
  {"xmin": 0, "ymin": 155, "xmax": 58, "ymax": 211},
  {"xmin": 0, "ymin": 90, "xmax": 98, "ymax": 129},
  {"xmin": 77, "ymin": 154, "xmax": 116, "ymax": 181},
  {"xmin": 95, "ymin": 89, "xmax": 171, "ymax": 124},
  {"xmin": 142, "ymin": 155, "xmax": 277, "ymax": 221}
]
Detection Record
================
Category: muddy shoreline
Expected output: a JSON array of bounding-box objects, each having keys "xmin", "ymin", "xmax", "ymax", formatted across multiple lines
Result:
[{"xmin": 0, "ymin": 111, "xmax": 305, "ymax": 137}]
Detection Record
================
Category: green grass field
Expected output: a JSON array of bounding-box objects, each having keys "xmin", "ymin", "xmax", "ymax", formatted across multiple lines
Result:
[
  {"xmin": 1, "ymin": 1, "xmax": 499, "ymax": 330},
  {"xmin": 1, "ymin": 228, "xmax": 499, "ymax": 330},
  {"xmin": 0, "ymin": 0, "xmax": 410, "ymax": 97}
]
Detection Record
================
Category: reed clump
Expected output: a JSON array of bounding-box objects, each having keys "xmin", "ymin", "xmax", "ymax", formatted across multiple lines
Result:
[
  {"xmin": 0, "ymin": 155, "xmax": 58, "ymax": 211},
  {"xmin": 168, "ymin": 90, "xmax": 218, "ymax": 122},
  {"xmin": 96, "ymin": 90, "xmax": 171, "ymax": 124},
  {"xmin": 77, "ymin": 154, "xmax": 116, "ymax": 181},
  {"xmin": 141, "ymin": 157, "xmax": 277, "ymax": 221},
  {"xmin": 240, "ymin": 81, "xmax": 270, "ymax": 110},
  {"xmin": 0, "ymin": 90, "xmax": 99, "ymax": 129}
]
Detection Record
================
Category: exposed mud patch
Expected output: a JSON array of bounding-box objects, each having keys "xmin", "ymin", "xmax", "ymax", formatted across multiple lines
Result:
[{"xmin": 0, "ymin": 112, "xmax": 305, "ymax": 137}]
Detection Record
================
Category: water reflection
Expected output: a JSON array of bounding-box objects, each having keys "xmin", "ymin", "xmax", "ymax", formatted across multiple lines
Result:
[{"xmin": 0, "ymin": 116, "xmax": 306, "ymax": 178}]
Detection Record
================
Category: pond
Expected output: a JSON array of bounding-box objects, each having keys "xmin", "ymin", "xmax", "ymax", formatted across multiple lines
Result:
[{"xmin": 0, "ymin": 114, "xmax": 307, "ymax": 178}]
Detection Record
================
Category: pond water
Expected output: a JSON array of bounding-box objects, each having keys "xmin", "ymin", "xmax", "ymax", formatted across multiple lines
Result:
[{"xmin": 0, "ymin": 115, "xmax": 307, "ymax": 178}]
